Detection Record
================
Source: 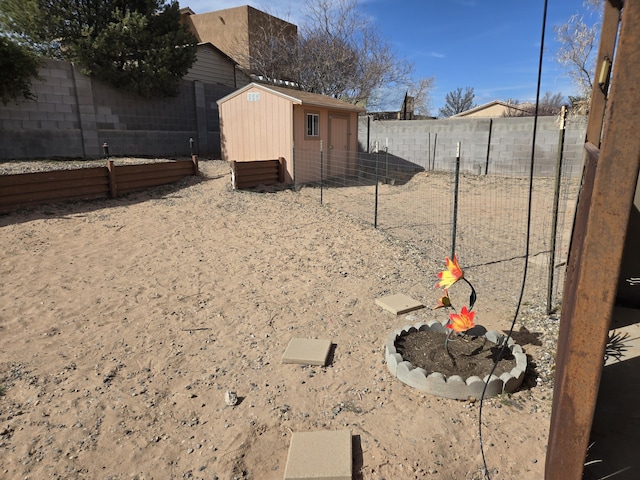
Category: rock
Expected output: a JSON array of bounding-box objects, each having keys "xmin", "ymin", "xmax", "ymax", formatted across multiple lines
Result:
[{"xmin": 224, "ymin": 391, "xmax": 238, "ymax": 406}]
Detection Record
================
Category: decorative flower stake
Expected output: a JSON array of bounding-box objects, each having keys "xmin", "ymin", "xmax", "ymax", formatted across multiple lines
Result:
[
  {"xmin": 384, "ymin": 252, "xmax": 528, "ymax": 400},
  {"xmin": 434, "ymin": 255, "xmax": 479, "ymax": 357}
]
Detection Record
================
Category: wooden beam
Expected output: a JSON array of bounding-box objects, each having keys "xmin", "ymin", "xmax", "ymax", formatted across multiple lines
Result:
[{"xmin": 546, "ymin": 2, "xmax": 640, "ymax": 478}]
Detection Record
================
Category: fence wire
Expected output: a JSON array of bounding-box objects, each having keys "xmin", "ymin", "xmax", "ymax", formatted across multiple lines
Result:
[{"xmin": 291, "ymin": 136, "xmax": 581, "ymax": 317}]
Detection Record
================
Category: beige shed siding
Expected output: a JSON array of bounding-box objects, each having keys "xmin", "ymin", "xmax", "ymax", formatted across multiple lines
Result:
[
  {"xmin": 220, "ymin": 86, "xmax": 293, "ymax": 174},
  {"xmin": 218, "ymin": 83, "xmax": 363, "ymax": 185},
  {"xmin": 183, "ymin": 46, "xmax": 236, "ymax": 86},
  {"xmin": 292, "ymin": 106, "xmax": 325, "ymax": 184},
  {"xmin": 291, "ymin": 107, "xmax": 360, "ymax": 184}
]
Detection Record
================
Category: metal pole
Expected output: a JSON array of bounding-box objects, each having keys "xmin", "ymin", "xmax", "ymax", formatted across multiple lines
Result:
[
  {"xmin": 367, "ymin": 116, "xmax": 371, "ymax": 153},
  {"xmin": 428, "ymin": 132, "xmax": 431, "ymax": 170},
  {"xmin": 484, "ymin": 119, "xmax": 493, "ymax": 175},
  {"xmin": 547, "ymin": 106, "xmax": 567, "ymax": 314},
  {"xmin": 320, "ymin": 140, "xmax": 324, "ymax": 205},
  {"xmin": 433, "ymin": 133, "xmax": 438, "ymax": 170},
  {"xmin": 451, "ymin": 142, "xmax": 461, "ymax": 258},
  {"xmin": 385, "ymin": 137, "xmax": 389, "ymax": 184},
  {"xmin": 374, "ymin": 141, "xmax": 379, "ymax": 228}
]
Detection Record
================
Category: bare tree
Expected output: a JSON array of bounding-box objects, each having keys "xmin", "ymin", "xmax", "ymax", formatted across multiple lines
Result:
[
  {"xmin": 438, "ymin": 87, "xmax": 475, "ymax": 117},
  {"xmin": 297, "ymin": 0, "xmax": 414, "ymax": 103},
  {"xmin": 503, "ymin": 92, "xmax": 566, "ymax": 117},
  {"xmin": 247, "ymin": 0, "xmax": 430, "ymax": 109},
  {"xmin": 554, "ymin": 1, "xmax": 602, "ymax": 103},
  {"xmin": 245, "ymin": 6, "xmax": 299, "ymax": 84},
  {"xmin": 408, "ymin": 77, "xmax": 435, "ymax": 117}
]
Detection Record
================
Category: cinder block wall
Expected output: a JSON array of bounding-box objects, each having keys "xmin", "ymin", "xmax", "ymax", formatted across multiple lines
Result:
[
  {"xmin": 359, "ymin": 115, "xmax": 587, "ymax": 177},
  {"xmin": 0, "ymin": 59, "xmax": 234, "ymax": 160},
  {"xmin": 0, "ymin": 61, "xmax": 84, "ymax": 159}
]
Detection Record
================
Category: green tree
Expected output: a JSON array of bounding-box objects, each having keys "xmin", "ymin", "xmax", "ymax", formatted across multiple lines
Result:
[
  {"xmin": 439, "ymin": 87, "xmax": 475, "ymax": 117},
  {"xmin": 0, "ymin": 36, "xmax": 41, "ymax": 105},
  {"xmin": 0, "ymin": 0, "xmax": 197, "ymax": 98}
]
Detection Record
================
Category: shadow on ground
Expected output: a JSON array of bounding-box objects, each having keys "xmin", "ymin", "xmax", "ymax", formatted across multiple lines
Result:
[{"xmin": 583, "ymin": 307, "xmax": 640, "ymax": 480}]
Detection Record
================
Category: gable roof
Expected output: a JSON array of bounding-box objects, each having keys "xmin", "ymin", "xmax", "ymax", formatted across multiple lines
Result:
[
  {"xmin": 196, "ymin": 42, "xmax": 238, "ymax": 65},
  {"xmin": 217, "ymin": 82, "xmax": 365, "ymax": 112},
  {"xmin": 452, "ymin": 100, "xmax": 531, "ymax": 118}
]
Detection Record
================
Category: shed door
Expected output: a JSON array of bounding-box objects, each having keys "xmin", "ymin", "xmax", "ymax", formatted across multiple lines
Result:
[{"xmin": 328, "ymin": 115, "xmax": 350, "ymax": 177}]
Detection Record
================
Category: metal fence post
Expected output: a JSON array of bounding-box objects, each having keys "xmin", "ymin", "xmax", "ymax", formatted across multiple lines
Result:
[
  {"xmin": 451, "ymin": 142, "xmax": 461, "ymax": 258},
  {"xmin": 385, "ymin": 137, "xmax": 389, "ymax": 184},
  {"xmin": 428, "ymin": 132, "xmax": 431, "ymax": 171},
  {"xmin": 374, "ymin": 141, "xmax": 379, "ymax": 228},
  {"xmin": 547, "ymin": 106, "xmax": 567, "ymax": 313},
  {"xmin": 320, "ymin": 140, "xmax": 324, "ymax": 205},
  {"xmin": 485, "ymin": 119, "xmax": 493, "ymax": 175},
  {"xmin": 432, "ymin": 133, "xmax": 438, "ymax": 170}
]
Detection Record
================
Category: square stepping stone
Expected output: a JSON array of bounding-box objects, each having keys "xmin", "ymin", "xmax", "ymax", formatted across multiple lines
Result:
[
  {"xmin": 375, "ymin": 293, "xmax": 424, "ymax": 315},
  {"xmin": 282, "ymin": 338, "xmax": 332, "ymax": 366},
  {"xmin": 284, "ymin": 430, "xmax": 352, "ymax": 480}
]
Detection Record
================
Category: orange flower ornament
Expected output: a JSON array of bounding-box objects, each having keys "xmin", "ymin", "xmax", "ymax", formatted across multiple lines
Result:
[
  {"xmin": 434, "ymin": 289, "xmax": 452, "ymax": 309},
  {"xmin": 447, "ymin": 306, "xmax": 475, "ymax": 333},
  {"xmin": 436, "ymin": 255, "xmax": 464, "ymax": 290}
]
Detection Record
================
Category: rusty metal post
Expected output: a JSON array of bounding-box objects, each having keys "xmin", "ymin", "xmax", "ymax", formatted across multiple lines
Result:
[{"xmin": 545, "ymin": 2, "xmax": 640, "ymax": 478}]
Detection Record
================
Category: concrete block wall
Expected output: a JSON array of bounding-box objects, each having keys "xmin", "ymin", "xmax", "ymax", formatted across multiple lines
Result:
[
  {"xmin": 0, "ymin": 61, "xmax": 85, "ymax": 158},
  {"xmin": 0, "ymin": 59, "xmax": 231, "ymax": 160},
  {"xmin": 359, "ymin": 114, "xmax": 587, "ymax": 177}
]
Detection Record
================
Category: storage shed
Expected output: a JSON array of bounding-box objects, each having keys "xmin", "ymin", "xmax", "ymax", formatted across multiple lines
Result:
[{"xmin": 217, "ymin": 82, "xmax": 365, "ymax": 185}]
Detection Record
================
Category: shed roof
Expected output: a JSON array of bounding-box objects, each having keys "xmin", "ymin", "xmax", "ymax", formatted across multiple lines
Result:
[{"xmin": 217, "ymin": 82, "xmax": 365, "ymax": 112}]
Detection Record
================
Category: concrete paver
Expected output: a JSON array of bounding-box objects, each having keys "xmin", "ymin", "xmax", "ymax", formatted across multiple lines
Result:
[
  {"xmin": 284, "ymin": 430, "xmax": 352, "ymax": 480},
  {"xmin": 281, "ymin": 338, "xmax": 332, "ymax": 366},
  {"xmin": 375, "ymin": 293, "xmax": 424, "ymax": 315}
]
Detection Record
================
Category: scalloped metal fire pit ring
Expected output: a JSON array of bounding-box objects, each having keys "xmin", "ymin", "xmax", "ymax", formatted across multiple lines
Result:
[{"xmin": 385, "ymin": 320, "xmax": 527, "ymax": 400}]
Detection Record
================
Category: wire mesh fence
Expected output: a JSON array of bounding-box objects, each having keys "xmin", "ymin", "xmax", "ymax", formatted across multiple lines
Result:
[{"xmin": 291, "ymin": 130, "xmax": 582, "ymax": 317}]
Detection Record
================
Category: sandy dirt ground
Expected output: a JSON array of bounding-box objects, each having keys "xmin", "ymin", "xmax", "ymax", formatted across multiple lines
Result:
[{"xmin": 1, "ymin": 160, "xmax": 556, "ymax": 480}]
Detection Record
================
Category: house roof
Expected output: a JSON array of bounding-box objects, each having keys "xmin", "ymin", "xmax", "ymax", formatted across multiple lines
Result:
[
  {"xmin": 451, "ymin": 100, "xmax": 507, "ymax": 117},
  {"xmin": 452, "ymin": 100, "xmax": 531, "ymax": 118},
  {"xmin": 196, "ymin": 42, "xmax": 237, "ymax": 66},
  {"xmin": 217, "ymin": 82, "xmax": 365, "ymax": 112}
]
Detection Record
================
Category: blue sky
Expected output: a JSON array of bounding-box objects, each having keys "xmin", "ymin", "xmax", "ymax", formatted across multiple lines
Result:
[{"xmin": 181, "ymin": 0, "xmax": 598, "ymax": 114}]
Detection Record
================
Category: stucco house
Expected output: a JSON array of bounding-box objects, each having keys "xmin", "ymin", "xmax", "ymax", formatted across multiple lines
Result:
[
  {"xmin": 181, "ymin": 5, "xmax": 297, "ymax": 76},
  {"xmin": 218, "ymin": 83, "xmax": 365, "ymax": 184}
]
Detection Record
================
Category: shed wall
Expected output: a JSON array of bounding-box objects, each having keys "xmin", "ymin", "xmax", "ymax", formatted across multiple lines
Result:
[
  {"xmin": 292, "ymin": 105, "xmax": 326, "ymax": 184},
  {"xmin": 291, "ymin": 107, "xmax": 359, "ymax": 184},
  {"xmin": 219, "ymin": 86, "xmax": 293, "ymax": 176}
]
